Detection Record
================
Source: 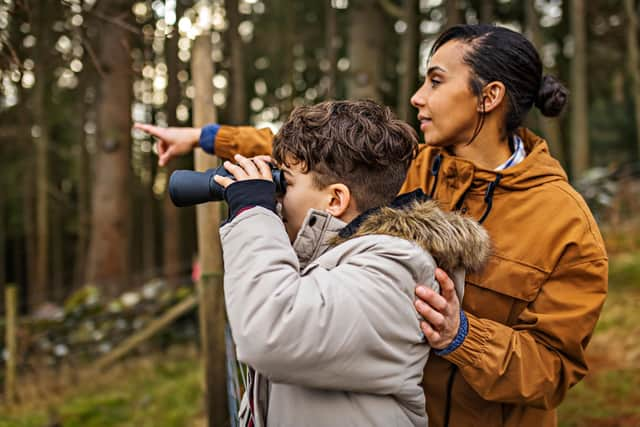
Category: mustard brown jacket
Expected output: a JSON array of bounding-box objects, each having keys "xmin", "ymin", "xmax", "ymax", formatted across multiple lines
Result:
[{"xmin": 208, "ymin": 125, "xmax": 608, "ymax": 427}]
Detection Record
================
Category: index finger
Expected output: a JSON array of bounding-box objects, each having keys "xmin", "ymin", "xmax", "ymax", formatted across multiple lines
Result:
[
  {"xmin": 134, "ymin": 123, "xmax": 162, "ymax": 138},
  {"xmin": 253, "ymin": 155, "xmax": 274, "ymax": 164},
  {"xmin": 435, "ymin": 268, "xmax": 456, "ymax": 302},
  {"xmin": 253, "ymin": 158, "xmax": 273, "ymax": 180}
]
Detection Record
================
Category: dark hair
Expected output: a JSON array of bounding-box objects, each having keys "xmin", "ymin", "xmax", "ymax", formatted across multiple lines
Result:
[
  {"xmin": 273, "ymin": 100, "xmax": 419, "ymax": 211},
  {"xmin": 430, "ymin": 24, "xmax": 568, "ymax": 137}
]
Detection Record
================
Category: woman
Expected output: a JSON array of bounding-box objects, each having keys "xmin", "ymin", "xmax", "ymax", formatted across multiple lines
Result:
[{"xmin": 136, "ymin": 24, "xmax": 607, "ymax": 427}]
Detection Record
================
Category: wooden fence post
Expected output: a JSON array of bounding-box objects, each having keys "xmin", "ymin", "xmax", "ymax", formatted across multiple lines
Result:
[
  {"xmin": 5, "ymin": 284, "xmax": 17, "ymax": 405},
  {"xmin": 192, "ymin": 32, "xmax": 229, "ymax": 426}
]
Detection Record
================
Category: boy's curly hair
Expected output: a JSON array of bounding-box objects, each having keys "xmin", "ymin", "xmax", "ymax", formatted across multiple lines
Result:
[{"xmin": 273, "ymin": 100, "xmax": 418, "ymax": 211}]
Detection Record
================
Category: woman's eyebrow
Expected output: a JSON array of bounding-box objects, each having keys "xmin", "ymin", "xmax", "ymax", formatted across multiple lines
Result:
[{"xmin": 427, "ymin": 65, "xmax": 447, "ymax": 75}]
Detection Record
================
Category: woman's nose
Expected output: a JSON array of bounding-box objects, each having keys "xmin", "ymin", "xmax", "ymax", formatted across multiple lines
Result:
[{"xmin": 411, "ymin": 85, "xmax": 426, "ymax": 108}]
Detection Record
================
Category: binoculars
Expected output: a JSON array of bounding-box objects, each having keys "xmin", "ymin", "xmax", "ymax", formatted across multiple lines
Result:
[{"xmin": 169, "ymin": 164, "xmax": 287, "ymax": 207}]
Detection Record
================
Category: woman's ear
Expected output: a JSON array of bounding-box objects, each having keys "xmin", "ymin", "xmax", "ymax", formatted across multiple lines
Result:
[
  {"xmin": 479, "ymin": 81, "xmax": 506, "ymax": 113},
  {"xmin": 325, "ymin": 183, "xmax": 352, "ymax": 218}
]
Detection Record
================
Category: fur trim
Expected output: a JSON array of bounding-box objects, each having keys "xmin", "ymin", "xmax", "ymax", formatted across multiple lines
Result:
[{"xmin": 337, "ymin": 200, "xmax": 491, "ymax": 273}]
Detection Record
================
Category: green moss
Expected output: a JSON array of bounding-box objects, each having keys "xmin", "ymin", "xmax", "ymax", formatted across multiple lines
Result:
[
  {"xmin": 559, "ymin": 368, "xmax": 640, "ymax": 426},
  {"xmin": 608, "ymin": 252, "xmax": 640, "ymax": 290},
  {"xmin": 0, "ymin": 352, "xmax": 202, "ymax": 427}
]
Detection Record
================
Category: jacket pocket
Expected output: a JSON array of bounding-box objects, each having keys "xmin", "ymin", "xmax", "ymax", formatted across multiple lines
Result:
[{"xmin": 463, "ymin": 254, "xmax": 548, "ymax": 325}]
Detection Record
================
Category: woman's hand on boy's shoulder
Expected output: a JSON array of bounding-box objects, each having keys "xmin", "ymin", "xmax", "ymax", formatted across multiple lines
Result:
[
  {"xmin": 415, "ymin": 268, "xmax": 461, "ymax": 350},
  {"xmin": 214, "ymin": 154, "xmax": 274, "ymax": 188}
]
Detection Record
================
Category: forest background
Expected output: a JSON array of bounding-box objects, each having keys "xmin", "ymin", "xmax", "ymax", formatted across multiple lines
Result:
[{"xmin": 1, "ymin": 0, "xmax": 640, "ymax": 426}]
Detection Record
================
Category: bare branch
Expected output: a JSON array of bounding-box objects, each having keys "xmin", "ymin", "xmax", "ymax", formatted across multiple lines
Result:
[
  {"xmin": 82, "ymin": 39, "xmax": 106, "ymax": 79},
  {"xmin": 60, "ymin": 0, "xmax": 140, "ymax": 35},
  {"xmin": 378, "ymin": 0, "xmax": 403, "ymax": 19},
  {"xmin": 0, "ymin": 37, "xmax": 22, "ymax": 68}
]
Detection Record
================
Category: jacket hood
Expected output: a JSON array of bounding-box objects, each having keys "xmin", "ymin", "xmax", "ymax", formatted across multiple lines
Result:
[
  {"xmin": 437, "ymin": 128, "xmax": 567, "ymax": 192},
  {"xmin": 498, "ymin": 128, "xmax": 567, "ymax": 190},
  {"xmin": 337, "ymin": 192, "xmax": 491, "ymax": 274}
]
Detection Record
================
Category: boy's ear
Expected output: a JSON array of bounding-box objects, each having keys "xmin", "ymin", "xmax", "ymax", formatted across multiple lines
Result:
[{"xmin": 325, "ymin": 183, "xmax": 352, "ymax": 218}]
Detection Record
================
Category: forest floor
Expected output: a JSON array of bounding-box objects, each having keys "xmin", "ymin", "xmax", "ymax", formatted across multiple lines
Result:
[
  {"xmin": 558, "ymin": 249, "xmax": 640, "ymax": 427},
  {"xmin": 1, "ymin": 251, "xmax": 639, "ymax": 427}
]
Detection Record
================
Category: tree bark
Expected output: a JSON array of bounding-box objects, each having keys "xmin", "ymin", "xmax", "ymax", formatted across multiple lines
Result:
[
  {"xmin": 624, "ymin": 0, "xmax": 640, "ymax": 159},
  {"xmin": 73, "ymin": 86, "xmax": 92, "ymax": 289},
  {"xmin": 570, "ymin": 0, "xmax": 589, "ymax": 179},
  {"xmin": 398, "ymin": 0, "xmax": 419, "ymax": 123},
  {"xmin": 348, "ymin": 0, "xmax": 385, "ymax": 101},
  {"xmin": 325, "ymin": 1, "xmax": 338, "ymax": 99},
  {"xmin": 525, "ymin": 0, "xmax": 566, "ymax": 166},
  {"xmin": 227, "ymin": 0, "xmax": 247, "ymax": 124},
  {"xmin": 31, "ymin": 2, "xmax": 51, "ymax": 311},
  {"xmin": 141, "ymin": 155, "xmax": 156, "ymax": 282},
  {"xmin": 446, "ymin": 0, "xmax": 463, "ymax": 28},
  {"xmin": 0, "ymin": 186, "xmax": 5, "ymax": 294},
  {"xmin": 479, "ymin": 0, "xmax": 494, "ymax": 24},
  {"xmin": 85, "ymin": 0, "xmax": 133, "ymax": 294},
  {"xmin": 163, "ymin": 10, "xmax": 183, "ymax": 287},
  {"xmin": 191, "ymin": 33, "xmax": 228, "ymax": 426},
  {"xmin": 51, "ymin": 197, "xmax": 64, "ymax": 301}
]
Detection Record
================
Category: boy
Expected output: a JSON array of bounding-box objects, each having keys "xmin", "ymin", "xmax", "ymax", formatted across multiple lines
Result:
[{"xmin": 214, "ymin": 100, "xmax": 489, "ymax": 427}]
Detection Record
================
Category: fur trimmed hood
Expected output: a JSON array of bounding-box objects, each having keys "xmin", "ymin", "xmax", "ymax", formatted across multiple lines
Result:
[{"xmin": 337, "ymin": 198, "xmax": 491, "ymax": 274}]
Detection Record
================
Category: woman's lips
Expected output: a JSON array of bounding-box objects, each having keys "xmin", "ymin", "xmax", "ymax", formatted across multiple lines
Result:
[{"xmin": 419, "ymin": 118, "xmax": 432, "ymax": 132}]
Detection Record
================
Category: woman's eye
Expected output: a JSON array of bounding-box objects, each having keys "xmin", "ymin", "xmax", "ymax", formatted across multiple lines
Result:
[{"xmin": 430, "ymin": 78, "xmax": 441, "ymax": 88}]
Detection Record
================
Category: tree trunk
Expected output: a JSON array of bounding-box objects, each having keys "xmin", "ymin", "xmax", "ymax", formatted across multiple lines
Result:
[
  {"xmin": 325, "ymin": 1, "xmax": 338, "ymax": 99},
  {"xmin": 479, "ymin": 0, "xmax": 494, "ymax": 24},
  {"xmin": 85, "ymin": 1, "xmax": 133, "ymax": 294},
  {"xmin": 227, "ymin": 0, "xmax": 247, "ymax": 124},
  {"xmin": 398, "ymin": 0, "xmax": 419, "ymax": 123},
  {"xmin": 191, "ymin": 33, "xmax": 228, "ymax": 426},
  {"xmin": 348, "ymin": 0, "xmax": 384, "ymax": 101},
  {"xmin": 73, "ymin": 86, "xmax": 92, "ymax": 289},
  {"xmin": 0, "ymin": 186, "xmax": 5, "ymax": 295},
  {"xmin": 163, "ymin": 12, "xmax": 183, "ymax": 287},
  {"xmin": 31, "ymin": 3, "xmax": 51, "ymax": 311},
  {"xmin": 446, "ymin": 0, "xmax": 463, "ymax": 28},
  {"xmin": 22, "ymin": 148, "xmax": 36, "ymax": 311},
  {"xmin": 141, "ymin": 157, "xmax": 155, "ymax": 281},
  {"xmin": 525, "ymin": 0, "xmax": 566, "ymax": 166},
  {"xmin": 570, "ymin": 0, "xmax": 588, "ymax": 179},
  {"xmin": 51, "ymin": 198, "xmax": 64, "ymax": 301},
  {"xmin": 624, "ymin": 0, "xmax": 640, "ymax": 160}
]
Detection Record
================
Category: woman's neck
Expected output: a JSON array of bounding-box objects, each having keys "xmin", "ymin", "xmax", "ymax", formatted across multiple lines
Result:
[{"xmin": 452, "ymin": 124, "xmax": 512, "ymax": 170}]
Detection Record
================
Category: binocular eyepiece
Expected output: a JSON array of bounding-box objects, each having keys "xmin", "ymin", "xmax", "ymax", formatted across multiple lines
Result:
[{"xmin": 169, "ymin": 164, "xmax": 287, "ymax": 207}]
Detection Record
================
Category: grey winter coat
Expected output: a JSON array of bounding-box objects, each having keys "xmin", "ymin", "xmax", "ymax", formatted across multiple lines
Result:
[{"xmin": 221, "ymin": 198, "xmax": 490, "ymax": 427}]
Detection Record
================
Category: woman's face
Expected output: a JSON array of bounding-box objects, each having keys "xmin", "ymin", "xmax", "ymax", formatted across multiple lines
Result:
[{"xmin": 410, "ymin": 40, "xmax": 482, "ymax": 148}]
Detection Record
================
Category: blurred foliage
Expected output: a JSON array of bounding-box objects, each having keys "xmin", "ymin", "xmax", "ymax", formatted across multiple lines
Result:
[
  {"xmin": 0, "ymin": 347, "xmax": 203, "ymax": 427},
  {"xmin": 0, "ymin": 279, "xmax": 198, "ymax": 386}
]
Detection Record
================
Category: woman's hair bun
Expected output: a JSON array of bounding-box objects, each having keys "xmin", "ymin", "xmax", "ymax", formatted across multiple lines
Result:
[{"xmin": 535, "ymin": 75, "xmax": 569, "ymax": 117}]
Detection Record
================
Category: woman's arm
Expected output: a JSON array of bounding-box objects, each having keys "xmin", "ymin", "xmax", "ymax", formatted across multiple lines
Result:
[
  {"xmin": 417, "ymin": 257, "xmax": 608, "ymax": 409},
  {"xmin": 134, "ymin": 123, "xmax": 274, "ymax": 165}
]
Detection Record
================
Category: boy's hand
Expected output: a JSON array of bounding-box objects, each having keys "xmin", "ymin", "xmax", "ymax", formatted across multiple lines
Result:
[
  {"xmin": 214, "ymin": 154, "xmax": 274, "ymax": 188},
  {"xmin": 415, "ymin": 268, "xmax": 461, "ymax": 350},
  {"xmin": 133, "ymin": 123, "xmax": 201, "ymax": 167}
]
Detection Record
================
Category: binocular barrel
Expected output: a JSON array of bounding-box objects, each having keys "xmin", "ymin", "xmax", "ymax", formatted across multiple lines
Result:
[{"xmin": 169, "ymin": 164, "xmax": 286, "ymax": 207}]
